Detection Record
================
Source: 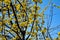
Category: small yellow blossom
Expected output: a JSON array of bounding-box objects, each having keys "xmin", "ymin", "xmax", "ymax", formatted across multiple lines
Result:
[
  {"xmin": 0, "ymin": 22, "xmax": 2, "ymax": 26},
  {"xmin": 34, "ymin": 20, "xmax": 39, "ymax": 23},
  {"xmin": 22, "ymin": 3, "xmax": 26, "ymax": 8},
  {"xmin": 12, "ymin": 37, "xmax": 16, "ymax": 40},
  {"xmin": 15, "ymin": 4, "xmax": 20, "ymax": 11},
  {"xmin": 46, "ymin": 37, "xmax": 50, "ymax": 40},
  {"xmin": 15, "ymin": 36, "xmax": 19, "ymax": 39},
  {"xmin": 32, "ymin": 0, "xmax": 38, "ymax": 2},
  {"xmin": 33, "ymin": 5, "xmax": 40, "ymax": 10},
  {"xmin": 2, "ymin": 37, "xmax": 6, "ymax": 40},
  {"xmin": 39, "ymin": 13, "xmax": 44, "ymax": 17},
  {"xmin": 3, "ymin": 11, "xmax": 6, "ymax": 14},
  {"xmin": 0, "ymin": 36, "xmax": 6, "ymax": 40},
  {"xmin": 28, "ymin": 38, "xmax": 32, "ymax": 40},
  {"xmin": 35, "ymin": 26, "xmax": 39, "ymax": 31},
  {"xmin": 7, "ymin": 5, "xmax": 11, "ymax": 9},
  {"xmin": 31, "ymin": 32, "xmax": 37, "ymax": 36},
  {"xmin": 0, "ymin": 0, "xmax": 2, "ymax": 2},
  {"xmin": 58, "ymin": 32, "xmax": 60, "ymax": 36},
  {"xmin": 20, "ymin": 21, "xmax": 28, "ymax": 27},
  {"xmin": 4, "ymin": 0, "xmax": 11, "ymax": 5},
  {"xmin": 3, "ymin": 20, "xmax": 9, "ymax": 24},
  {"xmin": 28, "ymin": 17, "xmax": 33, "ymax": 23},
  {"xmin": 0, "ymin": 28, "xmax": 2, "ymax": 32},
  {"xmin": 3, "ymin": 7, "xmax": 7, "ymax": 11},
  {"xmin": 41, "ymin": 27, "xmax": 47, "ymax": 34},
  {"xmin": 20, "ymin": 13, "xmax": 26, "ymax": 17},
  {"xmin": 12, "ymin": 24, "xmax": 17, "ymax": 28}
]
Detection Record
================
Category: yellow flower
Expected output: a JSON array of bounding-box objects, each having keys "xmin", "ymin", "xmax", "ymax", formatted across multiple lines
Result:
[
  {"xmin": 12, "ymin": 24, "xmax": 17, "ymax": 28},
  {"xmin": 33, "ymin": 4, "xmax": 40, "ymax": 10},
  {"xmin": 17, "ymin": 14, "xmax": 21, "ymax": 19},
  {"xmin": 15, "ymin": 4, "xmax": 20, "ymax": 11},
  {"xmin": 58, "ymin": 38, "xmax": 60, "ymax": 40},
  {"xmin": 3, "ymin": 10, "xmax": 6, "ymax": 15},
  {"xmin": 26, "ymin": 32, "xmax": 31, "ymax": 34},
  {"xmin": 46, "ymin": 37, "xmax": 50, "ymax": 40},
  {"xmin": 39, "ymin": 13, "xmax": 44, "ymax": 17},
  {"xmin": 32, "ymin": 0, "xmax": 38, "ymax": 2},
  {"xmin": 7, "ymin": 5, "xmax": 11, "ymax": 9},
  {"xmin": 0, "ymin": 28, "xmax": 2, "ymax": 32},
  {"xmin": 54, "ymin": 38, "xmax": 57, "ymax": 40},
  {"xmin": 29, "ymin": 13, "xmax": 39, "ymax": 18},
  {"xmin": 58, "ymin": 32, "xmax": 60, "ymax": 36},
  {"xmin": 12, "ymin": 38, "xmax": 16, "ymax": 40},
  {"xmin": 3, "ymin": 7, "xmax": 7, "ymax": 11},
  {"xmin": 21, "ymin": 2, "xmax": 26, "ymax": 12},
  {"xmin": 42, "ymin": 20, "xmax": 45, "ymax": 24},
  {"xmin": 0, "ymin": 36, "xmax": 6, "ymax": 40},
  {"xmin": 11, "ymin": 13, "xmax": 14, "ymax": 16},
  {"xmin": 22, "ymin": 2, "xmax": 26, "ymax": 8},
  {"xmin": 3, "ymin": 19, "xmax": 9, "ymax": 24},
  {"xmin": 28, "ymin": 17, "xmax": 33, "ymax": 24},
  {"xmin": 20, "ymin": 13, "xmax": 26, "ymax": 17},
  {"xmin": 28, "ymin": 38, "xmax": 32, "ymax": 40},
  {"xmin": 20, "ymin": 21, "xmax": 28, "ymax": 27},
  {"xmin": 0, "ymin": 0, "xmax": 2, "ymax": 2},
  {"xmin": 41, "ymin": 28, "xmax": 47, "ymax": 34},
  {"xmin": 2, "ymin": 37, "xmax": 6, "ymax": 40},
  {"xmin": 31, "ymin": 32, "xmax": 37, "ymax": 36},
  {"xmin": 35, "ymin": 26, "xmax": 39, "ymax": 31},
  {"xmin": 34, "ymin": 20, "xmax": 39, "ymax": 23},
  {"xmin": 29, "ymin": 13, "xmax": 34, "ymax": 18},
  {"xmin": 4, "ymin": 0, "xmax": 11, "ymax": 5},
  {"xmin": 0, "ymin": 22, "xmax": 2, "ymax": 26},
  {"xmin": 15, "ymin": 36, "xmax": 19, "ymax": 39}
]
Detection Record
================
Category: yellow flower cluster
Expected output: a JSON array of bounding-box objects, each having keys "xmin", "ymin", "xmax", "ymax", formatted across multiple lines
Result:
[
  {"xmin": 12, "ymin": 37, "xmax": 16, "ymax": 40},
  {"xmin": 32, "ymin": 0, "xmax": 38, "ymax": 2},
  {"xmin": 12, "ymin": 24, "xmax": 17, "ymax": 28},
  {"xmin": 35, "ymin": 26, "xmax": 39, "ymax": 31},
  {"xmin": 33, "ymin": 4, "xmax": 40, "ymax": 10},
  {"xmin": 0, "ymin": 36, "xmax": 6, "ymax": 40},
  {"xmin": 22, "ymin": 2, "xmax": 26, "ymax": 9},
  {"xmin": 3, "ymin": 19, "xmax": 10, "ymax": 24},
  {"xmin": 29, "ymin": 13, "xmax": 39, "ymax": 18},
  {"xmin": 58, "ymin": 32, "xmax": 60, "ymax": 36},
  {"xmin": 31, "ymin": 32, "xmax": 37, "ymax": 36},
  {"xmin": 32, "ymin": 0, "xmax": 42, "ymax": 3},
  {"xmin": 46, "ymin": 37, "xmax": 50, "ymax": 40},
  {"xmin": 0, "ymin": 22, "xmax": 2, "ymax": 26},
  {"xmin": 21, "ymin": 2, "xmax": 26, "ymax": 12},
  {"xmin": 28, "ymin": 17, "xmax": 33, "ymax": 24},
  {"xmin": 34, "ymin": 20, "xmax": 39, "ymax": 23},
  {"xmin": 0, "ymin": 28, "xmax": 2, "ymax": 32},
  {"xmin": 41, "ymin": 27, "xmax": 47, "ymax": 34},
  {"xmin": 0, "ymin": 0, "xmax": 2, "ymax": 3},
  {"xmin": 20, "ymin": 21, "xmax": 28, "ymax": 27},
  {"xmin": 7, "ymin": 5, "xmax": 11, "ymax": 9},
  {"xmin": 4, "ymin": 0, "xmax": 11, "ymax": 5},
  {"xmin": 28, "ymin": 38, "xmax": 32, "ymax": 40},
  {"xmin": 15, "ymin": 4, "xmax": 20, "ymax": 11},
  {"xmin": 20, "ymin": 13, "xmax": 26, "ymax": 17},
  {"xmin": 3, "ymin": 7, "xmax": 7, "ymax": 15}
]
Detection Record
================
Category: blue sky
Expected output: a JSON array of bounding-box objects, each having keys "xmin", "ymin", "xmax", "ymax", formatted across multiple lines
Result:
[
  {"xmin": 41, "ymin": 0, "xmax": 60, "ymax": 27},
  {"xmin": 40, "ymin": 0, "xmax": 60, "ymax": 38}
]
